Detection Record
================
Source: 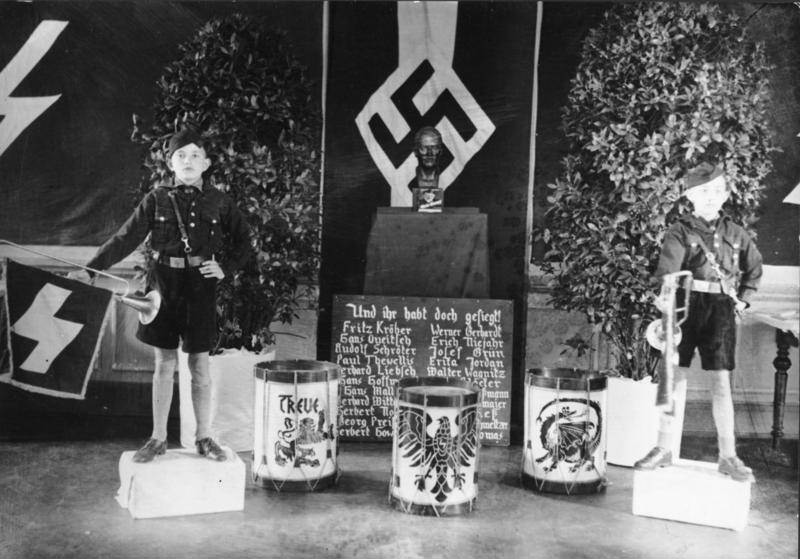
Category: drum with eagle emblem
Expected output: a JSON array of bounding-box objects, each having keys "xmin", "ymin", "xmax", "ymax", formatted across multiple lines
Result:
[
  {"xmin": 252, "ymin": 360, "xmax": 340, "ymax": 492},
  {"xmin": 390, "ymin": 376, "xmax": 481, "ymax": 516},
  {"xmin": 522, "ymin": 368, "xmax": 607, "ymax": 494}
]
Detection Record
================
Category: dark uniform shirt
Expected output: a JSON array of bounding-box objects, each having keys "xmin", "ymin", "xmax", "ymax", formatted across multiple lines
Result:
[
  {"xmin": 654, "ymin": 213, "xmax": 762, "ymax": 303},
  {"xmin": 87, "ymin": 181, "xmax": 251, "ymax": 275}
]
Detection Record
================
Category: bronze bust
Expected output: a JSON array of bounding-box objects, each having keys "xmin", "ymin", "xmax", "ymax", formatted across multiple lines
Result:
[
  {"xmin": 410, "ymin": 126, "xmax": 444, "ymax": 212},
  {"xmin": 413, "ymin": 126, "xmax": 443, "ymax": 188}
]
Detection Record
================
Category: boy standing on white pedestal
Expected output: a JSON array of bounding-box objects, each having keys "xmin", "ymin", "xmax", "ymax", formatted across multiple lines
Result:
[
  {"xmin": 634, "ymin": 162, "xmax": 762, "ymax": 482},
  {"xmin": 70, "ymin": 128, "xmax": 252, "ymax": 463}
]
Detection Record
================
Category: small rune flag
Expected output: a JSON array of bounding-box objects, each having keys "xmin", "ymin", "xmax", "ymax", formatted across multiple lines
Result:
[{"xmin": 1, "ymin": 259, "xmax": 112, "ymax": 399}]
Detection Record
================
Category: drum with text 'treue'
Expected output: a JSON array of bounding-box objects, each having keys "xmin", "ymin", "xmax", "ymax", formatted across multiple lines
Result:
[{"xmin": 253, "ymin": 360, "xmax": 340, "ymax": 492}]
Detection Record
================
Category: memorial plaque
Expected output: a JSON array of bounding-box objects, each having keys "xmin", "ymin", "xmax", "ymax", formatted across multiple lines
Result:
[{"xmin": 331, "ymin": 294, "xmax": 513, "ymax": 445}]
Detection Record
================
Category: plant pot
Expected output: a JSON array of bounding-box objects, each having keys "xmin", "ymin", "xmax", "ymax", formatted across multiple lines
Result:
[
  {"xmin": 605, "ymin": 375, "xmax": 683, "ymax": 467},
  {"xmin": 179, "ymin": 348, "xmax": 276, "ymax": 452}
]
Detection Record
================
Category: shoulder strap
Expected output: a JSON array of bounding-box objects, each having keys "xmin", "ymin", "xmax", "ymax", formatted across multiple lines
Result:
[
  {"xmin": 167, "ymin": 191, "xmax": 192, "ymax": 254},
  {"xmin": 689, "ymin": 233, "xmax": 712, "ymax": 260},
  {"xmin": 690, "ymin": 234, "xmax": 739, "ymax": 298}
]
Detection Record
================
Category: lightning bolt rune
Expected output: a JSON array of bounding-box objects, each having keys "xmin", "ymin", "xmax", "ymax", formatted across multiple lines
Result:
[
  {"xmin": 0, "ymin": 20, "xmax": 68, "ymax": 158},
  {"xmin": 12, "ymin": 283, "xmax": 83, "ymax": 374}
]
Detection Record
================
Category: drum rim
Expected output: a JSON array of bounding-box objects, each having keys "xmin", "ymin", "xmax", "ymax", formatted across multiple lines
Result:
[
  {"xmin": 388, "ymin": 493, "xmax": 477, "ymax": 516},
  {"xmin": 254, "ymin": 359, "xmax": 340, "ymax": 382},
  {"xmin": 525, "ymin": 367, "xmax": 607, "ymax": 390},
  {"xmin": 396, "ymin": 376, "xmax": 480, "ymax": 406},
  {"xmin": 520, "ymin": 471, "xmax": 606, "ymax": 495},
  {"xmin": 254, "ymin": 470, "xmax": 339, "ymax": 492}
]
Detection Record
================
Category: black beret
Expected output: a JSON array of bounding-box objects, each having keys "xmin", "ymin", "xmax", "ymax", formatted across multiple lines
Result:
[
  {"xmin": 684, "ymin": 162, "xmax": 724, "ymax": 189},
  {"xmin": 167, "ymin": 128, "xmax": 205, "ymax": 159}
]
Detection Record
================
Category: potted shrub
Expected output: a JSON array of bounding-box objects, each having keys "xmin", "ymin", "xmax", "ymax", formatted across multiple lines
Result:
[
  {"xmin": 538, "ymin": 3, "xmax": 775, "ymax": 465},
  {"xmin": 131, "ymin": 14, "xmax": 321, "ymax": 450}
]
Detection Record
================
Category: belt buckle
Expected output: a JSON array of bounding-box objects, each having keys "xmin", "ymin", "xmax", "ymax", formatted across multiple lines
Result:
[
  {"xmin": 169, "ymin": 256, "xmax": 185, "ymax": 269},
  {"xmin": 693, "ymin": 279, "xmax": 721, "ymax": 294}
]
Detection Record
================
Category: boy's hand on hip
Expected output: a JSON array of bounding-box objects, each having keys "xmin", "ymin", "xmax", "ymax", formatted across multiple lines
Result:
[
  {"xmin": 200, "ymin": 260, "xmax": 224, "ymax": 280},
  {"xmin": 734, "ymin": 299, "xmax": 748, "ymax": 320}
]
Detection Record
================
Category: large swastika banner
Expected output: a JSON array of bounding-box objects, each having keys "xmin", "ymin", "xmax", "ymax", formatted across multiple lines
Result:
[{"xmin": 318, "ymin": 3, "xmax": 537, "ymax": 421}]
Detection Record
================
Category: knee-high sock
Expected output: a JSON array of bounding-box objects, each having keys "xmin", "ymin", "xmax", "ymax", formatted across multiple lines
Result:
[
  {"xmin": 711, "ymin": 369, "xmax": 736, "ymax": 458},
  {"xmin": 657, "ymin": 367, "xmax": 688, "ymax": 451},
  {"xmin": 188, "ymin": 352, "xmax": 212, "ymax": 440},
  {"xmin": 151, "ymin": 349, "xmax": 177, "ymax": 441}
]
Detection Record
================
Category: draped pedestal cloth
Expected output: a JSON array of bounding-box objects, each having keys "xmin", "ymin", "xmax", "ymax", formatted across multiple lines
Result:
[{"xmin": 362, "ymin": 208, "xmax": 489, "ymax": 298}]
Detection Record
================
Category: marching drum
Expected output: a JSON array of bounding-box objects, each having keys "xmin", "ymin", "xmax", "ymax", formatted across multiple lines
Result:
[
  {"xmin": 521, "ymin": 368, "xmax": 607, "ymax": 495},
  {"xmin": 390, "ymin": 377, "xmax": 481, "ymax": 516},
  {"xmin": 253, "ymin": 360, "xmax": 340, "ymax": 492}
]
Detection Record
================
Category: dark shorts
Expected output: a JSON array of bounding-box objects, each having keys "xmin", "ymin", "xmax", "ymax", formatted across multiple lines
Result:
[
  {"xmin": 136, "ymin": 264, "xmax": 217, "ymax": 353},
  {"xmin": 677, "ymin": 291, "xmax": 737, "ymax": 371}
]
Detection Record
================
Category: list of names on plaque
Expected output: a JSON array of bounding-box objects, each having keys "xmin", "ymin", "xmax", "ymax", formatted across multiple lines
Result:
[{"xmin": 331, "ymin": 295, "xmax": 513, "ymax": 445}]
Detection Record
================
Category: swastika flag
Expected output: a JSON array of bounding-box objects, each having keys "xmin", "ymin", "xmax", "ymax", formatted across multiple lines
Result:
[
  {"xmin": 319, "ymin": 2, "xmax": 536, "ymax": 361},
  {"xmin": 1, "ymin": 259, "xmax": 112, "ymax": 399}
]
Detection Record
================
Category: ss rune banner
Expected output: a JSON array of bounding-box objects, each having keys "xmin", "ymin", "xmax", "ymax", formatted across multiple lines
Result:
[
  {"xmin": 319, "ymin": 2, "xmax": 537, "ymax": 413},
  {"xmin": 0, "ymin": 3, "xmax": 322, "ymax": 247},
  {"xmin": 1, "ymin": 259, "xmax": 112, "ymax": 399}
]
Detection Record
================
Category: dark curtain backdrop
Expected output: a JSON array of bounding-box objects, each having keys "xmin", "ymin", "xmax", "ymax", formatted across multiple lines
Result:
[
  {"xmin": 318, "ymin": 3, "xmax": 537, "ymax": 431},
  {"xmin": 0, "ymin": 2, "xmax": 322, "ymax": 246}
]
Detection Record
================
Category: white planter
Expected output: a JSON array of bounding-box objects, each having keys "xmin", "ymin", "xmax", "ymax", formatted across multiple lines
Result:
[
  {"xmin": 179, "ymin": 348, "xmax": 276, "ymax": 452},
  {"xmin": 606, "ymin": 376, "xmax": 664, "ymax": 467}
]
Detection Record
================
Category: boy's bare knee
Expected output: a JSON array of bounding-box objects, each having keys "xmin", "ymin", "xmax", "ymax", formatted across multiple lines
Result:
[
  {"xmin": 153, "ymin": 348, "xmax": 178, "ymax": 379},
  {"xmin": 710, "ymin": 369, "xmax": 732, "ymax": 396},
  {"xmin": 154, "ymin": 347, "xmax": 177, "ymax": 364},
  {"xmin": 187, "ymin": 351, "xmax": 211, "ymax": 384},
  {"xmin": 186, "ymin": 351, "xmax": 209, "ymax": 366}
]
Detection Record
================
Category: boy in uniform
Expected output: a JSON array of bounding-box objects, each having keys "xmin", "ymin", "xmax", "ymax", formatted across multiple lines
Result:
[
  {"xmin": 70, "ymin": 128, "xmax": 252, "ymax": 463},
  {"xmin": 634, "ymin": 162, "xmax": 762, "ymax": 482}
]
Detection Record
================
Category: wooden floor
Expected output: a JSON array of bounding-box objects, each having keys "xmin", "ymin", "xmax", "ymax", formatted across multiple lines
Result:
[{"xmin": 0, "ymin": 434, "xmax": 796, "ymax": 559}]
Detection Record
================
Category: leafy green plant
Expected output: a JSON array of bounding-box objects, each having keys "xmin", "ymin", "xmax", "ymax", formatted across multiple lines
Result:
[
  {"xmin": 557, "ymin": 332, "xmax": 593, "ymax": 370},
  {"xmin": 560, "ymin": 333, "xmax": 592, "ymax": 360},
  {"xmin": 538, "ymin": 3, "xmax": 776, "ymax": 379},
  {"xmin": 131, "ymin": 13, "xmax": 321, "ymax": 352}
]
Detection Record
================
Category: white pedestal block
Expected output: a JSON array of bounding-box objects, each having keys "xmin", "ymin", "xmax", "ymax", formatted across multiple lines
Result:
[
  {"xmin": 632, "ymin": 459, "xmax": 751, "ymax": 531},
  {"xmin": 116, "ymin": 447, "xmax": 245, "ymax": 519}
]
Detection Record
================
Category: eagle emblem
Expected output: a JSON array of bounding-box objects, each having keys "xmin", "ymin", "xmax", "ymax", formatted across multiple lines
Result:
[{"xmin": 396, "ymin": 406, "xmax": 478, "ymax": 503}]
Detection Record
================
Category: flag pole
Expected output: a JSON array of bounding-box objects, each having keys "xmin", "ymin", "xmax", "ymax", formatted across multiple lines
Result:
[
  {"xmin": 319, "ymin": 1, "xmax": 329, "ymax": 220},
  {"xmin": 0, "ymin": 239, "xmax": 131, "ymax": 296}
]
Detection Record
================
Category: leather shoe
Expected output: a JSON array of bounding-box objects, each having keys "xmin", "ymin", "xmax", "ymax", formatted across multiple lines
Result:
[
  {"xmin": 633, "ymin": 446, "xmax": 673, "ymax": 470},
  {"xmin": 718, "ymin": 456, "xmax": 755, "ymax": 483},
  {"xmin": 132, "ymin": 438, "xmax": 167, "ymax": 463},
  {"xmin": 196, "ymin": 437, "xmax": 227, "ymax": 461}
]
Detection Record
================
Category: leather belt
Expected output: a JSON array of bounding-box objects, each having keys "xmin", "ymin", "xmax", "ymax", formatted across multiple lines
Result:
[
  {"xmin": 160, "ymin": 255, "xmax": 204, "ymax": 269},
  {"xmin": 691, "ymin": 279, "xmax": 723, "ymax": 294}
]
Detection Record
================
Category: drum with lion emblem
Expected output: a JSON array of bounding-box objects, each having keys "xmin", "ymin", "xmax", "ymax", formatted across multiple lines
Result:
[
  {"xmin": 390, "ymin": 377, "xmax": 481, "ymax": 516},
  {"xmin": 521, "ymin": 368, "xmax": 607, "ymax": 494},
  {"xmin": 253, "ymin": 360, "xmax": 340, "ymax": 492}
]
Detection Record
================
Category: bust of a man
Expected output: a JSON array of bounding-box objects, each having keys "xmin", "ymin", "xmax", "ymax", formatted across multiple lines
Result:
[{"xmin": 413, "ymin": 126, "xmax": 443, "ymax": 188}]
